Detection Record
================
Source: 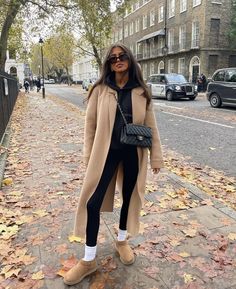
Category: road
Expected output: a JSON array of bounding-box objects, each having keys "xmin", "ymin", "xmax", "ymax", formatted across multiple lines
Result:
[{"xmin": 45, "ymin": 84, "xmax": 236, "ymax": 177}]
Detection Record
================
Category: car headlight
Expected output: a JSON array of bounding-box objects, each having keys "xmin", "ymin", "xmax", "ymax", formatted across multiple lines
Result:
[
  {"xmin": 175, "ymin": 85, "xmax": 181, "ymax": 91},
  {"xmin": 195, "ymin": 85, "xmax": 198, "ymax": 90}
]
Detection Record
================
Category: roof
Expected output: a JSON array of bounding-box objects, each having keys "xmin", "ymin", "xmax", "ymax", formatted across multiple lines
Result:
[{"xmin": 137, "ymin": 29, "xmax": 165, "ymax": 43}]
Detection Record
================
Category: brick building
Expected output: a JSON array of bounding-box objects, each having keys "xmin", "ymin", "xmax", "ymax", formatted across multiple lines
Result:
[{"xmin": 111, "ymin": 0, "xmax": 236, "ymax": 82}]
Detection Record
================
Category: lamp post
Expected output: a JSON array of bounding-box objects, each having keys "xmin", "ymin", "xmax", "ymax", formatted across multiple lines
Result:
[
  {"xmin": 39, "ymin": 37, "xmax": 45, "ymax": 98},
  {"xmin": 163, "ymin": 0, "xmax": 168, "ymax": 73}
]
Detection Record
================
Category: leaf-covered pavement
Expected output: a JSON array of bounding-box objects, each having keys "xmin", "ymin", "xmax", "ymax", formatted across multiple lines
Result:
[{"xmin": 0, "ymin": 93, "xmax": 236, "ymax": 289}]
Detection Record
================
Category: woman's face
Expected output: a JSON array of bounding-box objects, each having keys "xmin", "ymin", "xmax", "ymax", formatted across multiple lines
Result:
[{"xmin": 109, "ymin": 47, "xmax": 129, "ymax": 73}]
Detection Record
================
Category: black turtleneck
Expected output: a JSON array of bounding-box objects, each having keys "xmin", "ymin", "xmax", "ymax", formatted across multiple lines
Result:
[{"xmin": 105, "ymin": 72, "xmax": 139, "ymax": 149}]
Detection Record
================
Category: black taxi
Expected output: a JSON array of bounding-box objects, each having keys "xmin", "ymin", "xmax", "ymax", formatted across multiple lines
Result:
[{"xmin": 146, "ymin": 73, "xmax": 198, "ymax": 101}]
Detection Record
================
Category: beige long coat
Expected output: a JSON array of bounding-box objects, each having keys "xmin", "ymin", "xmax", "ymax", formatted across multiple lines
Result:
[{"xmin": 74, "ymin": 84, "xmax": 164, "ymax": 238}]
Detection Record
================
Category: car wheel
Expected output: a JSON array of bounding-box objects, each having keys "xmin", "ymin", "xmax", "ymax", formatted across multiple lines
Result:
[
  {"xmin": 189, "ymin": 96, "xmax": 196, "ymax": 100},
  {"xmin": 166, "ymin": 90, "xmax": 173, "ymax": 101},
  {"xmin": 209, "ymin": 93, "xmax": 222, "ymax": 108}
]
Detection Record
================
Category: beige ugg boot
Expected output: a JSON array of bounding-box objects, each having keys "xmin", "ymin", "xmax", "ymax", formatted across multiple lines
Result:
[
  {"xmin": 63, "ymin": 259, "xmax": 98, "ymax": 285},
  {"xmin": 115, "ymin": 240, "xmax": 135, "ymax": 265}
]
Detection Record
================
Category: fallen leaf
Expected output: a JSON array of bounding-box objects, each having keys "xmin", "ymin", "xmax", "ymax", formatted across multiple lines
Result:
[
  {"xmin": 32, "ymin": 270, "xmax": 44, "ymax": 280},
  {"xmin": 183, "ymin": 273, "xmax": 195, "ymax": 283},
  {"xmin": 68, "ymin": 235, "xmax": 83, "ymax": 243},
  {"xmin": 228, "ymin": 233, "xmax": 236, "ymax": 241}
]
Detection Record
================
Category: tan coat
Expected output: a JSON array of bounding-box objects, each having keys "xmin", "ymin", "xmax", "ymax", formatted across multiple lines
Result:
[{"xmin": 74, "ymin": 84, "xmax": 164, "ymax": 238}]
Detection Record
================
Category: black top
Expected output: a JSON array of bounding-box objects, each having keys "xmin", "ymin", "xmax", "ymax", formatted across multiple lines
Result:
[{"xmin": 105, "ymin": 72, "xmax": 139, "ymax": 149}]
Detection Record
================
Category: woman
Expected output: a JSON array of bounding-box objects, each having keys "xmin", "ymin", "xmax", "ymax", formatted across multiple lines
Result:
[{"xmin": 64, "ymin": 44, "xmax": 164, "ymax": 285}]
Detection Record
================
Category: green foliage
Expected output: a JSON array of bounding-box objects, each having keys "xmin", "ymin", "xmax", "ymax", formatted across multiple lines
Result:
[{"xmin": 229, "ymin": 0, "xmax": 236, "ymax": 47}]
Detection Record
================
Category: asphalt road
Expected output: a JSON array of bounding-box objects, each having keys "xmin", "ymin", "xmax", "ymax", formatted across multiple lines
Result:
[{"xmin": 45, "ymin": 84, "xmax": 236, "ymax": 177}]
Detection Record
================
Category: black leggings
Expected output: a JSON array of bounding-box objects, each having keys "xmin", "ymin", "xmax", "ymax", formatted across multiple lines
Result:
[{"xmin": 86, "ymin": 146, "xmax": 139, "ymax": 247}]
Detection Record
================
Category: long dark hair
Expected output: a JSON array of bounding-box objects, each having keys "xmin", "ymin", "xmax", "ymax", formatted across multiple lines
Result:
[{"xmin": 87, "ymin": 43, "xmax": 151, "ymax": 104}]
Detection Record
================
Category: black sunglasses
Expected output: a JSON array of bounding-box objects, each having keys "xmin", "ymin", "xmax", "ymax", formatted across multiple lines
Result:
[{"xmin": 108, "ymin": 53, "xmax": 129, "ymax": 64}]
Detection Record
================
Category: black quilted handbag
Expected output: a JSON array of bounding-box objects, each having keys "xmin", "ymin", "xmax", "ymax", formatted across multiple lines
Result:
[{"xmin": 115, "ymin": 95, "xmax": 152, "ymax": 148}]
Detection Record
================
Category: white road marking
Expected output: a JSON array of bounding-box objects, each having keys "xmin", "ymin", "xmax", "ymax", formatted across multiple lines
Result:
[
  {"xmin": 153, "ymin": 102, "xmax": 183, "ymax": 110},
  {"xmin": 161, "ymin": 111, "xmax": 235, "ymax": 129}
]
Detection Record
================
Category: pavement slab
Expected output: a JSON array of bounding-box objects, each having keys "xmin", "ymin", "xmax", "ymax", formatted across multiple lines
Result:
[{"xmin": 0, "ymin": 92, "xmax": 236, "ymax": 289}]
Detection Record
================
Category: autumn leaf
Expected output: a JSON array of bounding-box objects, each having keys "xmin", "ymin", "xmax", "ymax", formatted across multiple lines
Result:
[
  {"xmin": 183, "ymin": 273, "xmax": 196, "ymax": 283},
  {"xmin": 228, "ymin": 233, "xmax": 236, "ymax": 241},
  {"xmin": 2, "ymin": 177, "xmax": 13, "ymax": 186},
  {"xmin": 178, "ymin": 252, "xmax": 190, "ymax": 258},
  {"xmin": 182, "ymin": 228, "xmax": 197, "ymax": 238},
  {"xmin": 140, "ymin": 210, "xmax": 147, "ymax": 216},
  {"xmin": 68, "ymin": 235, "xmax": 83, "ymax": 243},
  {"xmin": 32, "ymin": 209, "xmax": 48, "ymax": 218},
  {"xmin": 32, "ymin": 270, "xmax": 44, "ymax": 280}
]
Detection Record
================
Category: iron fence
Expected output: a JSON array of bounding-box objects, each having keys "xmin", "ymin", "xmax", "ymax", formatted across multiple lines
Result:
[{"xmin": 0, "ymin": 71, "xmax": 18, "ymax": 143}]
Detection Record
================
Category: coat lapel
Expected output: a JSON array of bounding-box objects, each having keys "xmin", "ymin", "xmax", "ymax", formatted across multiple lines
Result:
[{"xmin": 107, "ymin": 87, "xmax": 117, "ymax": 133}]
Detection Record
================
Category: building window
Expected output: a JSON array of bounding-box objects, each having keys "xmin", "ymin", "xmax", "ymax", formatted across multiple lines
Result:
[
  {"xmin": 180, "ymin": 0, "xmax": 187, "ymax": 12},
  {"xmin": 143, "ymin": 14, "xmax": 148, "ymax": 29},
  {"xmin": 150, "ymin": 9, "xmax": 155, "ymax": 26},
  {"xmin": 134, "ymin": 2, "xmax": 139, "ymax": 10},
  {"xmin": 168, "ymin": 59, "xmax": 175, "ymax": 73},
  {"xmin": 158, "ymin": 61, "xmax": 164, "ymax": 73},
  {"xmin": 169, "ymin": 0, "xmax": 175, "ymax": 18},
  {"xmin": 229, "ymin": 55, "xmax": 236, "ymax": 67},
  {"xmin": 193, "ymin": 0, "xmax": 201, "ymax": 7},
  {"xmin": 208, "ymin": 55, "xmax": 218, "ymax": 75},
  {"xmin": 168, "ymin": 28, "xmax": 175, "ymax": 52},
  {"xmin": 150, "ymin": 39, "xmax": 155, "ymax": 56},
  {"xmin": 125, "ymin": 24, "xmax": 129, "ymax": 37},
  {"xmin": 150, "ymin": 62, "xmax": 155, "ymax": 75},
  {"xmin": 179, "ymin": 25, "xmax": 186, "ymax": 50},
  {"xmin": 158, "ymin": 6, "xmax": 164, "ymax": 22},
  {"xmin": 135, "ymin": 18, "xmax": 140, "ymax": 32},
  {"xmin": 178, "ymin": 58, "xmax": 185, "ymax": 74},
  {"xmin": 192, "ymin": 21, "xmax": 199, "ymax": 48},
  {"xmin": 130, "ymin": 22, "xmax": 134, "ymax": 35},
  {"xmin": 210, "ymin": 18, "xmax": 220, "ymax": 47},
  {"xmin": 143, "ymin": 63, "xmax": 148, "ymax": 80}
]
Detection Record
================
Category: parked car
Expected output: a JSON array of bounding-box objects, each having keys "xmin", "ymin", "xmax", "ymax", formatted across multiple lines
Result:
[
  {"xmin": 147, "ymin": 73, "xmax": 198, "ymax": 101},
  {"xmin": 82, "ymin": 79, "xmax": 90, "ymax": 90},
  {"xmin": 49, "ymin": 79, "xmax": 55, "ymax": 84},
  {"xmin": 206, "ymin": 67, "xmax": 236, "ymax": 108}
]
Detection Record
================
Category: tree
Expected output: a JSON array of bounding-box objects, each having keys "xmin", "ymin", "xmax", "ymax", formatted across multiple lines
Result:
[
  {"xmin": 43, "ymin": 27, "xmax": 76, "ymax": 84},
  {"xmin": 0, "ymin": 0, "xmax": 76, "ymax": 71},
  {"xmin": 70, "ymin": 0, "xmax": 132, "ymax": 70},
  {"xmin": 229, "ymin": 0, "xmax": 236, "ymax": 47}
]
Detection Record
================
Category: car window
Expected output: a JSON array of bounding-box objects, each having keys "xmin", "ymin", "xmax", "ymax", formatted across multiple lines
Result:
[
  {"xmin": 225, "ymin": 70, "xmax": 236, "ymax": 82},
  {"xmin": 150, "ymin": 76, "xmax": 159, "ymax": 84},
  {"xmin": 213, "ymin": 71, "xmax": 225, "ymax": 81},
  {"xmin": 166, "ymin": 74, "xmax": 187, "ymax": 83}
]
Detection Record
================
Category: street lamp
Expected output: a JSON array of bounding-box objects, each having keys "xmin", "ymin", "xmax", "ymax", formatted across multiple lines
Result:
[
  {"xmin": 39, "ymin": 37, "xmax": 45, "ymax": 98},
  {"xmin": 163, "ymin": 0, "xmax": 168, "ymax": 73}
]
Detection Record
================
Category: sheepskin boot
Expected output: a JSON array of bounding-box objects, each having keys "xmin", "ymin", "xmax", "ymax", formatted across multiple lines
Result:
[
  {"xmin": 63, "ymin": 259, "xmax": 98, "ymax": 285},
  {"xmin": 115, "ymin": 240, "xmax": 135, "ymax": 265}
]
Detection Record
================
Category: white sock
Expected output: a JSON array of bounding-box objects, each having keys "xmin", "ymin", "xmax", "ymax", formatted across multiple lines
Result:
[
  {"xmin": 117, "ymin": 229, "xmax": 127, "ymax": 241},
  {"xmin": 82, "ymin": 245, "xmax": 97, "ymax": 261}
]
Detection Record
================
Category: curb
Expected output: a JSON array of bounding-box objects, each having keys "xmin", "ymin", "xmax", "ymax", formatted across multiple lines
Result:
[{"xmin": 0, "ymin": 124, "xmax": 11, "ymax": 189}]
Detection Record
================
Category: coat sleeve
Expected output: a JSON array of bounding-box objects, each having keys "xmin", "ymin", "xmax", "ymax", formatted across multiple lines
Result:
[
  {"xmin": 83, "ymin": 86, "xmax": 99, "ymax": 165},
  {"xmin": 144, "ymin": 100, "xmax": 164, "ymax": 169}
]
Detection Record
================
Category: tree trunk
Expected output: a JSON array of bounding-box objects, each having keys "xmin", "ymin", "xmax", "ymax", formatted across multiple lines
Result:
[
  {"xmin": 0, "ymin": 0, "xmax": 23, "ymax": 71},
  {"xmin": 92, "ymin": 45, "xmax": 102, "ymax": 72}
]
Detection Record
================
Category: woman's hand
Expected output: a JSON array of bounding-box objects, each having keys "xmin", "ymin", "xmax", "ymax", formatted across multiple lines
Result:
[{"xmin": 152, "ymin": 168, "xmax": 160, "ymax": 174}]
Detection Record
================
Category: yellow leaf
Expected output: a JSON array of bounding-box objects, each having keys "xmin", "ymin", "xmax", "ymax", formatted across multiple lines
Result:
[
  {"xmin": 57, "ymin": 268, "xmax": 67, "ymax": 277},
  {"xmin": 167, "ymin": 191, "xmax": 178, "ymax": 198},
  {"xmin": 68, "ymin": 235, "xmax": 83, "ymax": 243},
  {"xmin": 56, "ymin": 191, "xmax": 64, "ymax": 195},
  {"xmin": 140, "ymin": 210, "xmax": 147, "ymax": 216},
  {"xmin": 182, "ymin": 228, "xmax": 197, "ymax": 238},
  {"xmin": 179, "ymin": 252, "xmax": 190, "ymax": 258},
  {"xmin": 228, "ymin": 233, "xmax": 236, "ymax": 241},
  {"xmin": 32, "ymin": 270, "xmax": 44, "ymax": 280},
  {"xmin": 183, "ymin": 273, "xmax": 195, "ymax": 283},
  {"xmin": 5, "ymin": 268, "xmax": 21, "ymax": 279},
  {"xmin": 2, "ymin": 178, "xmax": 13, "ymax": 186},
  {"xmin": 33, "ymin": 209, "xmax": 48, "ymax": 217}
]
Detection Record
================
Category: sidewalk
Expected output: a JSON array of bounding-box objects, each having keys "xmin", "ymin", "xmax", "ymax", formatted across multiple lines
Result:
[{"xmin": 0, "ymin": 91, "xmax": 236, "ymax": 289}]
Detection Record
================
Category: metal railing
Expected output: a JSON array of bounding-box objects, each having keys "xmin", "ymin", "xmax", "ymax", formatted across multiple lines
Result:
[{"xmin": 0, "ymin": 71, "xmax": 18, "ymax": 143}]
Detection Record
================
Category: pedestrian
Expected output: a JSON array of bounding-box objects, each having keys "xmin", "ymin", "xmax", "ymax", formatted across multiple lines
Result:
[
  {"xmin": 36, "ymin": 78, "xmax": 41, "ymax": 92},
  {"xmin": 200, "ymin": 73, "xmax": 207, "ymax": 92},
  {"xmin": 63, "ymin": 43, "xmax": 164, "ymax": 286},
  {"xmin": 23, "ymin": 80, "xmax": 30, "ymax": 93}
]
